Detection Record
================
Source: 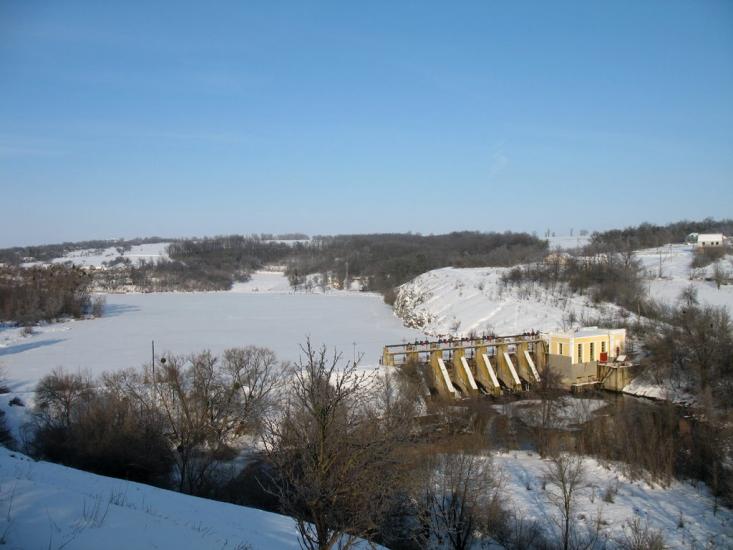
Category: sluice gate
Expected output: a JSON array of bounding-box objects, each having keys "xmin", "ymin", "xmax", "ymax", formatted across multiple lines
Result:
[{"xmin": 382, "ymin": 334, "xmax": 546, "ymax": 400}]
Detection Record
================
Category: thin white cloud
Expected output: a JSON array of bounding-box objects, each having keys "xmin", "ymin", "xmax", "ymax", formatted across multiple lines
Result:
[
  {"xmin": 0, "ymin": 141, "xmax": 64, "ymax": 158},
  {"xmin": 488, "ymin": 144, "xmax": 509, "ymax": 180}
]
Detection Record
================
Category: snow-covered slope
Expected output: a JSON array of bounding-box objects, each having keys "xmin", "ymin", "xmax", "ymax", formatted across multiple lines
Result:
[
  {"xmin": 494, "ymin": 450, "xmax": 733, "ymax": 549},
  {"xmin": 394, "ymin": 244, "xmax": 732, "ymax": 337},
  {"xmin": 0, "ymin": 448, "xmax": 296, "ymax": 549},
  {"xmin": 0, "ymin": 447, "xmax": 381, "ymax": 550},
  {"xmin": 394, "ymin": 267, "xmax": 620, "ymax": 336}
]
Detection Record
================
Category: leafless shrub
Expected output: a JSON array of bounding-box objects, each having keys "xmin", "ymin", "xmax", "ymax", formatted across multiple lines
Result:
[
  {"xmin": 421, "ymin": 452, "xmax": 501, "ymax": 550},
  {"xmin": 616, "ymin": 517, "xmax": 666, "ymax": 550},
  {"xmin": 151, "ymin": 348, "xmax": 285, "ymax": 494},
  {"xmin": 91, "ymin": 295, "xmax": 106, "ymax": 317}
]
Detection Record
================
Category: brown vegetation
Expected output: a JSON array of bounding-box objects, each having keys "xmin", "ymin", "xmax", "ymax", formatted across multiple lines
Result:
[{"xmin": 0, "ymin": 264, "xmax": 95, "ymax": 323}]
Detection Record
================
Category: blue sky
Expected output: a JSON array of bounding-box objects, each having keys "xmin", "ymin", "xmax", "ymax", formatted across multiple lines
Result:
[{"xmin": 1, "ymin": 1, "xmax": 731, "ymax": 247}]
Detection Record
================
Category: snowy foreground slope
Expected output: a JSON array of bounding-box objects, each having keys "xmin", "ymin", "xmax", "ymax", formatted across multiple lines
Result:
[
  {"xmin": 1, "ymin": 445, "xmax": 728, "ymax": 550},
  {"xmin": 394, "ymin": 244, "xmax": 732, "ymax": 337},
  {"xmin": 493, "ymin": 451, "xmax": 733, "ymax": 549},
  {"xmin": 0, "ymin": 447, "xmax": 381, "ymax": 550}
]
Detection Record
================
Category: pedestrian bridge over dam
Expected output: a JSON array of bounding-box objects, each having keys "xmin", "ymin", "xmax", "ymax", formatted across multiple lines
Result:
[
  {"xmin": 382, "ymin": 333, "xmax": 545, "ymax": 399},
  {"xmin": 382, "ymin": 329, "xmax": 636, "ymax": 399}
]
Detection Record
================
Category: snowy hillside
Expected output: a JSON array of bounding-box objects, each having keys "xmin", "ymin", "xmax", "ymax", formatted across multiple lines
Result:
[
  {"xmin": 636, "ymin": 244, "xmax": 733, "ymax": 311},
  {"xmin": 0, "ymin": 447, "xmax": 379, "ymax": 550},
  {"xmin": 394, "ymin": 266, "xmax": 621, "ymax": 336},
  {"xmin": 394, "ymin": 244, "xmax": 732, "ymax": 337},
  {"xmin": 22, "ymin": 242, "xmax": 171, "ymax": 269}
]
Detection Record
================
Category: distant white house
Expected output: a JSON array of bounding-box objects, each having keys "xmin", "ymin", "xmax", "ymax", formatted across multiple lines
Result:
[{"xmin": 687, "ymin": 233, "xmax": 726, "ymax": 248}]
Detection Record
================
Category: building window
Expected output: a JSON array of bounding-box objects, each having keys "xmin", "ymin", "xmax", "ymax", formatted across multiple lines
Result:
[
  {"xmin": 559, "ymin": 343, "xmax": 563, "ymax": 355},
  {"xmin": 601, "ymin": 341, "xmax": 606, "ymax": 354},
  {"xmin": 577, "ymin": 343, "xmax": 583, "ymax": 363},
  {"xmin": 590, "ymin": 342, "xmax": 595, "ymax": 361}
]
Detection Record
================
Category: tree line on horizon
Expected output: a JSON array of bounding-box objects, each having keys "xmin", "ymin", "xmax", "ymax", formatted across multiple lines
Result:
[{"xmin": 1, "ymin": 218, "xmax": 731, "ymax": 322}]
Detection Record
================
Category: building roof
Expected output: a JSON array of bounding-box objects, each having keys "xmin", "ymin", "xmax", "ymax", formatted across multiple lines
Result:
[{"xmin": 549, "ymin": 326, "xmax": 625, "ymax": 339}]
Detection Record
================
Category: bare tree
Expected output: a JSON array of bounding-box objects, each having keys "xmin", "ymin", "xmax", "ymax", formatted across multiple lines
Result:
[
  {"xmin": 422, "ymin": 452, "xmax": 500, "ymax": 550},
  {"xmin": 712, "ymin": 262, "xmax": 728, "ymax": 290},
  {"xmin": 151, "ymin": 348, "xmax": 285, "ymax": 494},
  {"xmin": 543, "ymin": 453, "xmax": 586, "ymax": 550},
  {"xmin": 35, "ymin": 368, "xmax": 94, "ymax": 429},
  {"xmin": 221, "ymin": 346, "xmax": 283, "ymax": 436},
  {"xmin": 264, "ymin": 340, "xmax": 402, "ymax": 550}
]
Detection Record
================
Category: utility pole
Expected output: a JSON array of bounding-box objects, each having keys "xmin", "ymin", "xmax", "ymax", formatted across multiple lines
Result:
[
  {"xmin": 658, "ymin": 247, "xmax": 663, "ymax": 279},
  {"xmin": 352, "ymin": 341, "xmax": 357, "ymax": 365},
  {"xmin": 345, "ymin": 260, "xmax": 349, "ymax": 291},
  {"xmin": 151, "ymin": 340, "xmax": 157, "ymax": 400}
]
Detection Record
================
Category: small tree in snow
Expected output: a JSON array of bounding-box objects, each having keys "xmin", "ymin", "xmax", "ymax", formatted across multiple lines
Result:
[
  {"xmin": 422, "ymin": 452, "xmax": 500, "ymax": 550},
  {"xmin": 543, "ymin": 453, "xmax": 586, "ymax": 550}
]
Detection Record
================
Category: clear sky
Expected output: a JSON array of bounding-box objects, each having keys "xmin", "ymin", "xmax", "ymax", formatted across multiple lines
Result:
[{"xmin": 1, "ymin": 1, "xmax": 731, "ymax": 247}]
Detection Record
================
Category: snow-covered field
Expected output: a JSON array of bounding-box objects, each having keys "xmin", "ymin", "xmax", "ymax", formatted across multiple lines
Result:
[
  {"xmin": 0, "ymin": 447, "xmax": 379, "ymax": 550},
  {"xmin": 0, "ymin": 272, "xmax": 422, "ymax": 396},
  {"xmin": 636, "ymin": 244, "xmax": 733, "ymax": 311},
  {"xmin": 494, "ymin": 450, "xmax": 733, "ymax": 549},
  {"xmin": 230, "ymin": 270, "xmax": 294, "ymax": 293},
  {"xmin": 22, "ymin": 242, "xmax": 171, "ymax": 268}
]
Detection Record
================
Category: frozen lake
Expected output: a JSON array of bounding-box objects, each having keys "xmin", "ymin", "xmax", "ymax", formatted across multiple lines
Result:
[{"xmin": 0, "ymin": 274, "xmax": 424, "ymax": 393}]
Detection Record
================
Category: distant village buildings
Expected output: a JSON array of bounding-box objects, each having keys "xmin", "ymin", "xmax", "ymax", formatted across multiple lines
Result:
[{"xmin": 687, "ymin": 233, "xmax": 727, "ymax": 248}]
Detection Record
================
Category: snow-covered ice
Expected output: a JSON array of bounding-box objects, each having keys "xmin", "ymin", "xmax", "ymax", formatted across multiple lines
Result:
[{"xmin": 0, "ymin": 272, "xmax": 423, "ymax": 394}]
